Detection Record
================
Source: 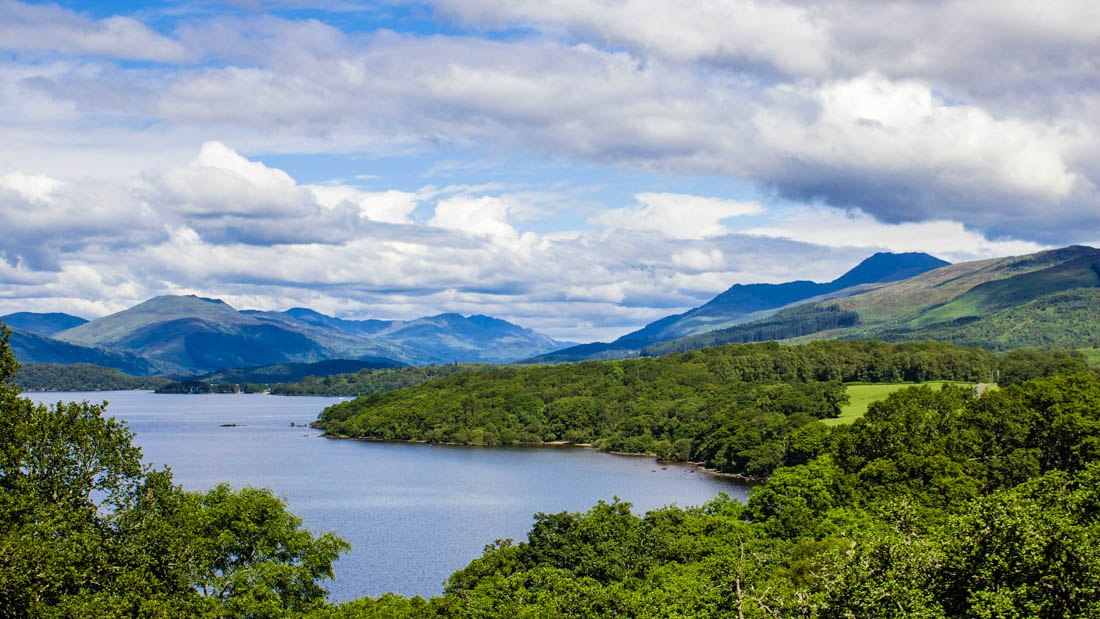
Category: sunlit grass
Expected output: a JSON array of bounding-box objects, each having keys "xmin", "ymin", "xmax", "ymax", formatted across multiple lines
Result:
[{"xmin": 822, "ymin": 381, "xmax": 978, "ymax": 426}]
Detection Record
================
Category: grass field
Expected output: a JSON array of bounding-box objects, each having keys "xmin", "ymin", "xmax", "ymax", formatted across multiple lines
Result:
[
  {"xmin": 1081, "ymin": 347, "xmax": 1100, "ymax": 369},
  {"xmin": 822, "ymin": 381, "xmax": 975, "ymax": 426}
]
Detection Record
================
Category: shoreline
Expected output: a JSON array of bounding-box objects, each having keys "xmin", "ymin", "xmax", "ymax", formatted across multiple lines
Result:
[{"xmin": 319, "ymin": 432, "xmax": 764, "ymax": 483}]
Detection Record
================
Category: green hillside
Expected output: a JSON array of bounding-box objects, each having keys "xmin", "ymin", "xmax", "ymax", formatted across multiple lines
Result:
[
  {"xmin": 317, "ymin": 340, "xmax": 994, "ymax": 478},
  {"xmin": 14, "ymin": 363, "xmax": 173, "ymax": 392},
  {"xmin": 651, "ymin": 246, "xmax": 1100, "ymax": 355},
  {"xmin": 527, "ymin": 252, "xmax": 947, "ymax": 363},
  {"xmin": 272, "ymin": 362, "xmax": 499, "ymax": 396}
]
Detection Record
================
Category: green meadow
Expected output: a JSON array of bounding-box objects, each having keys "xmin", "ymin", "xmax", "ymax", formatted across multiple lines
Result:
[{"xmin": 823, "ymin": 381, "xmax": 978, "ymax": 426}]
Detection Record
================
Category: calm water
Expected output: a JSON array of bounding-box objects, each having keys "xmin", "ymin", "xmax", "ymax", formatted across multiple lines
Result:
[{"xmin": 24, "ymin": 390, "xmax": 748, "ymax": 602}]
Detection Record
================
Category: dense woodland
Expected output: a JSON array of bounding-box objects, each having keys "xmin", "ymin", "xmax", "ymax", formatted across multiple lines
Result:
[
  {"xmin": 0, "ymin": 328, "xmax": 349, "ymax": 617},
  {"xmin": 13, "ymin": 363, "xmax": 173, "ymax": 392},
  {"xmin": 272, "ymin": 363, "xmax": 498, "ymax": 396},
  {"xmin": 318, "ymin": 341, "xmax": 998, "ymax": 477},
  {"xmin": 7, "ymin": 323, "xmax": 1100, "ymax": 617},
  {"xmin": 332, "ymin": 373, "xmax": 1100, "ymax": 618}
]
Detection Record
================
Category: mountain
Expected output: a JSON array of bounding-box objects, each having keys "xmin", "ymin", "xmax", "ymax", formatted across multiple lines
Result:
[
  {"xmin": 1, "ymin": 312, "xmax": 88, "ymax": 336},
  {"xmin": 645, "ymin": 245, "xmax": 1100, "ymax": 355},
  {"xmin": 49, "ymin": 295, "xmax": 569, "ymax": 374},
  {"xmin": 56, "ymin": 296, "xmax": 329, "ymax": 374},
  {"xmin": 529, "ymin": 251, "xmax": 949, "ymax": 362}
]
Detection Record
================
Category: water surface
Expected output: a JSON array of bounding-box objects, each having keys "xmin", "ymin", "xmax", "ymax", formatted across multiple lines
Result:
[{"xmin": 25, "ymin": 390, "xmax": 748, "ymax": 601}]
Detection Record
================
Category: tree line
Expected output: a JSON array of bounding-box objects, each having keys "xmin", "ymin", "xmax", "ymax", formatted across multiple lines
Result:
[{"xmin": 317, "ymin": 340, "xmax": 1003, "ymax": 478}]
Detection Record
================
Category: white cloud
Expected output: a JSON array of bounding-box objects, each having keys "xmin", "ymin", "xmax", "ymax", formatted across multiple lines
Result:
[
  {"xmin": 2, "ymin": 9, "xmax": 1097, "ymax": 243},
  {"xmin": 0, "ymin": 172, "xmax": 62, "ymax": 202},
  {"xmin": 309, "ymin": 186, "xmax": 419, "ymax": 224},
  {"xmin": 672, "ymin": 248, "xmax": 725, "ymax": 272},
  {"xmin": 431, "ymin": 0, "xmax": 830, "ymax": 75},
  {"xmin": 430, "ymin": 195, "xmax": 520, "ymax": 239},
  {"xmin": 744, "ymin": 207, "xmax": 1049, "ymax": 263},
  {"xmin": 753, "ymin": 75, "xmax": 1079, "ymax": 212},
  {"xmin": 591, "ymin": 193, "xmax": 764, "ymax": 239},
  {"xmin": 0, "ymin": 0, "xmax": 189, "ymax": 62},
  {"xmin": 153, "ymin": 141, "xmax": 312, "ymax": 217}
]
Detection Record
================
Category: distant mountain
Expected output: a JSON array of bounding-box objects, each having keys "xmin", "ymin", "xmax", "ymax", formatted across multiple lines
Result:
[
  {"xmin": 56, "ymin": 296, "xmax": 329, "ymax": 374},
  {"xmin": 46, "ymin": 295, "xmax": 568, "ymax": 374},
  {"xmin": 529, "ymin": 251, "xmax": 949, "ymax": 363},
  {"xmin": 646, "ymin": 245, "xmax": 1100, "ymax": 355},
  {"xmin": 1, "ymin": 312, "xmax": 88, "ymax": 336}
]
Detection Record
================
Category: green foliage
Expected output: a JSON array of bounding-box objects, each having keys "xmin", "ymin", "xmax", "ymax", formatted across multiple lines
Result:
[
  {"xmin": 642, "ymin": 304, "xmax": 861, "ymax": 356},
  {"xmin": 1081, "ymin": 347, "xmax": 1100, "ymax": 369},
  {"xmin": 318, "ymin": 341, "xmax": 990, "ymax": 477},
  {"xmin": 13, "ymin": 362, "xmax": 173, "ymax": 391},
  {"xmin": 872, "ymin": 288, "xmax": 1100, "ymax": 351},
  {"xmin": 998, "ymin": 348, "xmax": 1090, "ymax": 387},
  {"xmin": 272, "ymin": 363, "xmax": 497, "ymax": 396},
  {"xmin": 334, "ymin": 371, "xmax": 1100, "ymax": 617},
  {"xmin": 0, "ymin": 327, "xmax": 348, "ymax": 617},
  {"xmin": 822, "ymin": 381, "xmax": 966, "ymax": 427},
  {"xmin": 201, "ymin": 359, "xmax": 402, "ymax": 387}
]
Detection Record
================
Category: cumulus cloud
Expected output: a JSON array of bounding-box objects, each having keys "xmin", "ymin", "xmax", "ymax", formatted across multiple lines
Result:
[
  {"xmin": 744, "ymin": 207, "xmax": 1049, "ymax": 263},
  {"xmin": 430, "ymin": 195, "xmax": 523, "ymax": 239},
  {"xmin": 591, "ymin": 193, "xmax": 764, "ymax": 239},
  {"xmin": 0, "ymin": 0, "xmax": 189, "ymax": 62},
  {"xmin": 309, "ymin": 186, "xmax": 419, "ymax": 224}
]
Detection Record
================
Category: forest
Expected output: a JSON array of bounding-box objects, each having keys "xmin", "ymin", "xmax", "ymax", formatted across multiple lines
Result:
[
  {"xmin": 271, "ymin": 363, "xmax": 498, "ymax": 396},
  {"xmin": 5, "ymin": 324, "xmax": 1100, "ymax": 617},
  {"xmin": 0, "ymin": 328, "xmax": 350, "ymax": 617},
  {"xmin": 317, "ymin": 340, "xmax": 1001, "ymax": 477},
  {"xmin": 13, "ymin": 363, "xmax": 173, "ymax": 392},
  {"xmin": 332, "ymin": 372, "xmax": 1100, "ymax": 618}
]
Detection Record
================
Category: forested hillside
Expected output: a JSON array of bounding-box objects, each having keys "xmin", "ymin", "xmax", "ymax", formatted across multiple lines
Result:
[
  {"xmin": 318, "ymin": 341, "xmax": 996, "ymax": 477},
  {"xmin": 648, "ymin": 246, "xmax": 1100, "ymax": 355},
  {"xmin": 331, "ymin": 373, "xmax": 1100, "ymax": 618},
  {"xmin": 14, "ymin": 363, "xmax": 173, "ymax": 392},
  {"xmin": 273, "ymin": 363, "xmax": 498, "ymax": 396}
]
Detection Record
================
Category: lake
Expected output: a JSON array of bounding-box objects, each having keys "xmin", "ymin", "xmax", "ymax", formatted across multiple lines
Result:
[{"xmin": 23, "ymin": 390, "xmax": 749, "ymax": 602}]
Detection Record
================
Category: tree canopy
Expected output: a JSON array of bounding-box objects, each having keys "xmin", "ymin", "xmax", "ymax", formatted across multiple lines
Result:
[{"xmin": 0, "ymin": 324, "xmax": 349, "ymax": 617}]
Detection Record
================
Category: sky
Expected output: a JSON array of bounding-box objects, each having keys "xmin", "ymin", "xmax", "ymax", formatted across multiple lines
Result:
[{"xmin": 0, "ymin": 0, "xmax": 1097, "ymax": 342}]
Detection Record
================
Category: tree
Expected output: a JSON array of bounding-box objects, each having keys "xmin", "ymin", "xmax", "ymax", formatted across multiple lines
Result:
[{"xmin": 0, "ymin": 322, "xmax": 349, "ymax": 617}]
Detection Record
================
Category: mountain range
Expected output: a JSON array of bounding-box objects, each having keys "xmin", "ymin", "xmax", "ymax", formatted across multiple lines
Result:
[
  {"xmin": 2, "ymin": 297, "xmax": 571, "ymax": 375},
  {"xmin": 643, "ymin": 245, "xmax": 1100, "ymax": 356},
  {"xmin": 5, "ymin": 246, "xmax": 1097, "ymax": 379},
  {"xmin": 529, "ymin": 251, "xmax": 950, "ymax": 362}
]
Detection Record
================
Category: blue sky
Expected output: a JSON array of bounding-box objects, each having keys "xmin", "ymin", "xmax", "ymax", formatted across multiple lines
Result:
[{"xmin": 0, "ymin": 0, "xmax": 1097, "ymax": 341}]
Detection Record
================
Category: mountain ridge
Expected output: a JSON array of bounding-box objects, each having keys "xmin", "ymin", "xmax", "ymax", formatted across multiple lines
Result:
[
  {"xmin": 528, "ymin": 251, "xmax": 949, "ymax": 363},
  {"xmin": 18, "ymin": 295, "xmax": 571, "ymax": 374},
  {"xmin": 644, "ymin": 245, "xmax": 1100, "ymax": 355}
]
